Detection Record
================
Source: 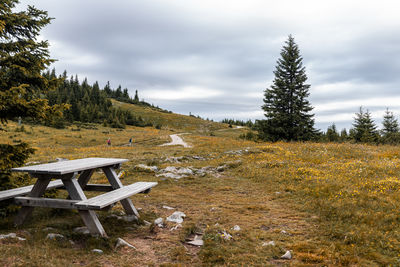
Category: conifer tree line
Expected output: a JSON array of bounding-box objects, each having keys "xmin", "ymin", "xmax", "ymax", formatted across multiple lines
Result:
[
  {"xmin": 43, "ymin": 69, "xmax": 153, "ymax": 129},
  {"xmin": 322, "ymin": 107, "xmax": 400, "ymax": 145}
]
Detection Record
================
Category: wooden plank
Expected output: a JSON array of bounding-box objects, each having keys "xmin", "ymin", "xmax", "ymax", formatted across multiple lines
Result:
[
  {"xmin": 14, "ymin": 197, "xmax": 78, "ymax": 209},
  {"xmin": 62, "ymin": 177, "xmax": 107, "ymax": 237},
  {"xmin": 74, "ymin": 182, "xmax": 158, "ymax": 210},
  {"xmin": 14, "ymin": 176, "xmax": 52, "ymax": 225},
  {"xmin": 0, "ymin": 180, "xmax": 64, "ymax": 201},
  {"xmin": 11, "ymin": 158, "xmax": 128, "ymax": 175},
  {"xmin": 102, "ymin": 167, "xmax": 139, "ymax": 216}
]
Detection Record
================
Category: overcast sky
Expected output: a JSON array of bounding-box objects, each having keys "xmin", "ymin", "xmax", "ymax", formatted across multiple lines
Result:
[{"xmin": 18, "ymin": 0, "xmax": 400, "ymax": 130}]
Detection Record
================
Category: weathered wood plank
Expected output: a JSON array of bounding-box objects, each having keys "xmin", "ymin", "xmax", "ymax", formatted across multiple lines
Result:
[
  {"xmin": 84, "ymin": 184, "xmax": 113, "ymax": 192},
  {"xmin": 14, "ymin": 176, "xmax": 52, "ymax": 225},
  {"xmin": 74, "ymin": 182, "xmax": 158, "ymax": 210},
  {"xmin": 102, "ymin": 167, "xmax": 139, "ymax": 216},
  {"xmin": 11, "ymin": 158, "xmax": 128, "ymax": 175},
  {"xmin": 14, "ymin": 197, "xmax": 78, "ymax": 209},
  {"xmin": 62, "ymin": 177, "xmax": 107, "ymax": 237},
  {"xmin": 0, "ymin": 180, "xmax": 64, "ymax": 201}
]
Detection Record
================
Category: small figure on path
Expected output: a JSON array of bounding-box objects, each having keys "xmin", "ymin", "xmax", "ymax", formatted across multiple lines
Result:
[
  {"xmin": 129, "ymin": 137, "xmax": 133, "ymax": 146},
  {"xmin": 107, "ymin": 138, "xmax": 111, "ymax": 146}
]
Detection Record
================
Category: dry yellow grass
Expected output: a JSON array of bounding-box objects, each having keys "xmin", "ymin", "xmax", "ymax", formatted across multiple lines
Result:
[{"xmin": 1, "ymin": 118, "xmax": 400, "ymax": 266}]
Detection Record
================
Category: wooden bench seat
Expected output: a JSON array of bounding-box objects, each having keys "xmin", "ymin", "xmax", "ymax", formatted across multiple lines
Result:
[
  {"xmin": 0, "ymin": 180, "xmax": 64, "ymax": 201},
  {"xmin": 74, "ymin": 182, "xmax": 158, "ymax": 210}
]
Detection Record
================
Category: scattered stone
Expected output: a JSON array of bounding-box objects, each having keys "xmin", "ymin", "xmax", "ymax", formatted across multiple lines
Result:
[
  {"xmin": 281, "ymin": 250, "xmax": 292, "ymax": 260},
  {"xmin": 115, "ymin": 238, "xmax": 136, "ymax": 249},
  {"xmin": 210, "ymin": 207, "xmax": 217, "ymax": 211},
  {"xmin": 214, "ymin": 223, "xmax": 220, "ymax": 226},
  {"xmin": 262, "ymin": 241, "xmax": 275, "ymax": 246},
  {"xmin": 170, "ymin": 223, "xmax": 182, "ymax": 231},
  {"xmin": 92, "ymin": 249, "xmax": 103, "ymax": 254},
  {"xmin": 73, "ymin": 227, "xmax": 90, "ymax": 235},
  {"xmin": 186, "ymin": 239, "xmax": 204, "ymax": 246},
  {"xmin": 162, "ymin": 205, "xmax": 175, "ymax": 210},
  {"xmin": 280, "ymin": 230, "xmax": 290, "ymax": 235},
  {"xmin": 46, "ymin": 233, "xmax": 65, "ymax": 240},
  {"xmin": 135, "ymin": 164, "xmax": 158, "ymax": 172},
  {"xmin": 166, "ymin": 211, "xmax": 186, "ymax": 224},
  {"xmin": 232, "ymin": 225, "xmax": 241, "ymax": 231},
  {"xmin": 69, "ymin": 240, "xmax": 75, "ymax": 245},
  {"xmin": 42, "ymin": 227, "xmax": 56, "ymax": 232},
  {"xmin": 0, "ymin": 233, "xmax": 26, "ymax": 241},
  {"xmin": 154, "ymin": 217, "xmax": 164, "ymax": 227},
  {"xmin": 275, "ymin": 192, "xmax": 281, "ymax": 195},
  {"xmin": 156, "ymin": 172, "xmax": 187, "ymax": 180}
]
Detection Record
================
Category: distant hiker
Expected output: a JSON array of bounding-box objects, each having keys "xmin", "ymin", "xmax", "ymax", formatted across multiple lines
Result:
[
  {"xmin": 129, "ymin": 137, "xmax": 133, "ymax": 146},
  {"xmin": 107, "ymin": 138, "xmax": 111, "ymax": 146}
]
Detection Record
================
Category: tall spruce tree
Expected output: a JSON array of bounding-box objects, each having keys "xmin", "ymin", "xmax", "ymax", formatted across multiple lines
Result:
[
  {"xmin": 352, "ymin": 107, "xmax": 379, "ymax": 143},
  {"xmin": 0, "ymin": 1, "xmax": 62, "ymax": 213},
  {"xmin": 260, "ymin": 35, "xmax": 316, "ymax": 141}
]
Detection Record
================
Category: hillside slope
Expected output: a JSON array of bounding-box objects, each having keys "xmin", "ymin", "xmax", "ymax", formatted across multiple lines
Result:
[{"xmin": 112, "ymin": 99, "xmax": 228, "ymax": 134}]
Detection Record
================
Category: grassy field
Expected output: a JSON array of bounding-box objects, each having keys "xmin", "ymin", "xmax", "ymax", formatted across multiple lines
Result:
[{"xmin": 1, "ymin": 112, "xmax": 400, "ymax": 266}]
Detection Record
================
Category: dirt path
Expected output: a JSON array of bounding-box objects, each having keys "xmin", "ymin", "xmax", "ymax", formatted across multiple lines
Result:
[{"xmin": 160, "ymin": 133, "xmax": 191, "ymax": 148}]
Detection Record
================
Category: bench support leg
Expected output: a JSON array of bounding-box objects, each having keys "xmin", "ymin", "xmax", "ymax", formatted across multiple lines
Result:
[
  {"xmin": 14, "ymin": 177, "xmax": 51, "ymax": 226},
  {"xmin": 62, "ymin": 175, "xmax": 107, "ymax": 237},
  {"xmin": 102, "ymin": 167, "xmax": 139, "ymax": 217}
]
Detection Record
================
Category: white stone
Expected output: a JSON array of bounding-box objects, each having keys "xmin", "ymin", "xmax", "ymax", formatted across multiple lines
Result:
[
  {"xmin": 135, "ymin": 164, "xmax": 158, "ymax": 172},
  {"xmin": 166, "ymin": 211, "xmax": 186, "ymax": 223},
  {"xmin": 280, "ymin": 230, "xmax": 289, "ymax": 235},
  {"xmin": 92, "ymin": 249, "xmax": 103, "ymax": 254},
  {"xmin": 281, "ymin": 250, "xmax": 292, "ymax": 259},
  {"xmin": 143, "ymin": 220, "xmax": 152, "ymax": 226},
  {"xmin": 42, "ymin": 227, "xmax": 56, "ymax": 232},
  {"xmin": 0, "ymin": 233, "xmax": 26, "ymax": 241},
  {"xmin": 46, "ymin": 233, "xmax": 65, "ymax": 240},
  {"xmin": 154, "ymin": 217, "xmax": 164, "ymax": 227},
  {"xmin": 233, "ymin": 225, "xmax": 241, "ymax": 231},
  {"xmin": 115, "ymin": 238, "xmax": 136, "ymax": 249},
  {"xmin": 262, "ymin": 241, "xmax": 275, "ymax": 246},
  {"xmin": 186, "ymin": 239, "xmax": 204, "ymax": 246},
  {"xmin": 73, "ymin": 227, "xmax": 90, "ymax": 235},
  {"xmin": 162, "ymin": 205, "xmax": 175, "ymax": 210}
]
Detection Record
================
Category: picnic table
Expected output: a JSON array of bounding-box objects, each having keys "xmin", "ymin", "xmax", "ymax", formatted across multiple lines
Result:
[{"xmin": 1, "ymin": 157, "xmax": 157, "ymax": 237}]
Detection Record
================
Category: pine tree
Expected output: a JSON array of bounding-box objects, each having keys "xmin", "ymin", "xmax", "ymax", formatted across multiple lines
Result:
[
  {"xmin": 134, "ymin": 90, "xmax": 139, "ymax": 102},
  {"xmin": 326, "ymin": 123, "xmax": 339, "ymax": 142},
  {"xmin": 0, "ymin": 1, "xmax": 63, "ymax": 212},
  {"xmin": 260, "ymin": 35, "xmax": 316, "ymax": 141},
  {"xmin": 352, "ymin": 107, "xmax": 379, "ymax": 143},
  {"xmin": 381, "ymin": 108, "xmax": 400, "ymax": 144}
]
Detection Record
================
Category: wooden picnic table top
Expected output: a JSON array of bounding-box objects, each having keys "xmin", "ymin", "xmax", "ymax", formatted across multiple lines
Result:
[{"xmin": 11, "ymin": 157, "xmax": 128, "ymax": 175}]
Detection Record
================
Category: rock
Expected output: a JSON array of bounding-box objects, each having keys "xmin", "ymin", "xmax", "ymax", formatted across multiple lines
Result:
[
  {"xmin": 232, "ymin": 225, "xmax": 241, "ymax": 231},
  {"xmin": 115, "ymin": 238, "xmax": 136, "ymax": 249},
  {"xmin": 170, "ymin": 223, "xmax": 182, "ymax": 231},
  {"xmin": 280, "ymin": 230, "xmax": 289, "ymax": 235},
  {"xmin": 166, "ymin": 211, "xmax": 186, "ymax": 224},
  {"xmin": 46, "ymin": 233, "xmax": 65, "ymax": 240},
  {"xmin": 121, "ymin": 215, "xmax": 138, "ymax": 222},
  {"xmin": 92, "ymin": 249, "xmax": 103, "ymax": 254},
  {"xmin": 186, "ymin": 239, "xmax": 204, "ymax": 246},
  {"xmin": 262, "ymin": 241, "xmax": 275, "ymax": 246},
  {"xmin": 135, "ymin": 164, "xmax": 158, "ymax": 172},
  {"xmin": 154, "ymin": 217, "xmax": 164, "ymax": 227},
  {"xmin": 69, "ymin": 240, "xmax": 75, "ymax": 245},
  {"xmin": 73, "ymin": 227, "xmax": 90, "ymax": 235},
  {"xmin": 281, "ymin": 250, "xmax": 292, "ymax": 259},
  {"xmin": 162, "ymin": 205, "xmax": 175, "ymax": 210},
  {"xmin": 0, "ymin": 233, "xmax": 26, "ymax": 241},
  {"xmin": 42, "ymin": 227, "xmax": 56, "ymax": 232}
]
